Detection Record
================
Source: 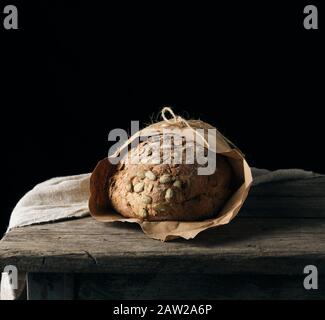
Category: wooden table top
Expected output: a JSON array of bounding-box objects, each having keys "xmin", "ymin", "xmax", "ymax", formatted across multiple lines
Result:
[{"xmin": 1, "ymin": 176, "xmax": 325, "ymax": 275}]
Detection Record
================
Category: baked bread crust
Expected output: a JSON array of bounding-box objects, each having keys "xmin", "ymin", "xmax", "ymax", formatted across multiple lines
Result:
[{"xmin": 108, "ymin": 135, "xmax": 232, "ymax": 221}]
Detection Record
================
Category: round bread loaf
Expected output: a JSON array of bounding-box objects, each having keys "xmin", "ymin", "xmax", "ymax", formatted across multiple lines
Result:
[{"xmin": 108, "ymin": 133, "xmax": 233, "ymax": 221}]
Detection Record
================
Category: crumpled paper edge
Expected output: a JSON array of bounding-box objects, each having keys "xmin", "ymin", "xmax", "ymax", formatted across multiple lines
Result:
[{"xmin": 89, "ymin": 148, "xmax": 253, "ymax": 241}]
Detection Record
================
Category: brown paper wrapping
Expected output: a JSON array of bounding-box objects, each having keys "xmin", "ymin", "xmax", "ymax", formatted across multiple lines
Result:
[{"xmin": 89, "ymin": 119, "xmax": 253, "ymax": 241}]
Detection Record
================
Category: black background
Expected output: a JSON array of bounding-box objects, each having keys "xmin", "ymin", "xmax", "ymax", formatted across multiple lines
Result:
[{"xmin": 1, "ymin": 1, "xmax": 324, "ymax": 236}]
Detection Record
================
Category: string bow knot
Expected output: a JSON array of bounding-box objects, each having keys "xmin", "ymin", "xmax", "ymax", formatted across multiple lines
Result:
[{"xmin": 161, "ymin": 107, "xmax": 210, "ymax": 148}]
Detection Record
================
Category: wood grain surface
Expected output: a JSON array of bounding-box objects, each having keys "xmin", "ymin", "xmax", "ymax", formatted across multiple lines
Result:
[{"xmin": 1, "ymin": 177, "xmax": 324, "ymax": 277}]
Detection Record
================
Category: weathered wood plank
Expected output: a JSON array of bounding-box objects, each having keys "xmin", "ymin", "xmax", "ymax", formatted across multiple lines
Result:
[
  {"xmin": 241, "ymin": 176, "xmax": 325, "ymax": 218},
  {"xmin": 241, "ymin": 196, "xmax": 325, "ymax": 217},
  {"xmin": 0, "ymin": 217, "xmax": 324, "ymax": 274},
  {"xmin": 27, "ymin": 273, "xmax": 74, "ymax": 300},
  {"xmin": 77, "ymin": 273, "xmax": 325, "ymax": 299},
  {"xmin": 250, "ymin": 176, "xmax": 325, "ymax": 198},
  {"xmin": 22, "ymin": 272, "xmax": 325, "ymax": 300}
]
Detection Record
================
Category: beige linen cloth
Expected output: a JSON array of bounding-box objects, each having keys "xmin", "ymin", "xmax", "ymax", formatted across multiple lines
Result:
[{"xmin": 0, "ymin": 168, "xmax": 322, "ymax": 299}]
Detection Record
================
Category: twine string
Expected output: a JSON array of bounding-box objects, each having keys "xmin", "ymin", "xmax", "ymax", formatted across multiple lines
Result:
[
  {"xmin": 110, "ymin": 106, "xmax": 238, "ymax": 159},
  {"xmin": 161, "ymin": 107, "xmax": 210, "ymax": 148}
]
